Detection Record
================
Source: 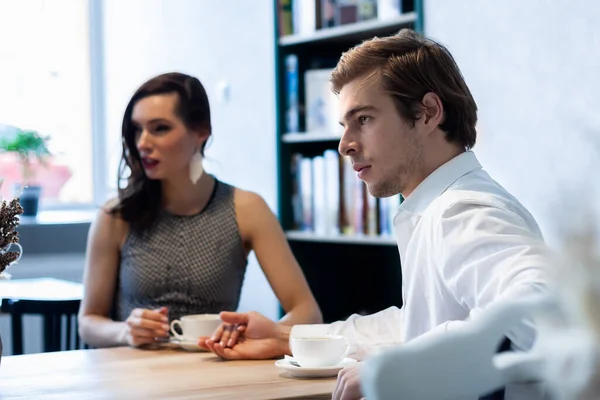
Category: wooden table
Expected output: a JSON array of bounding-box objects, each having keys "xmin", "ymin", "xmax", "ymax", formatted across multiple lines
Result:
[{"xmin": 0, "ymin": 347, "xmax": 337, "ymax": 399}]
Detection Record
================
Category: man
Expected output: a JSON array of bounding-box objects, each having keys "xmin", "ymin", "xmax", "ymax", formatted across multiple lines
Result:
[{"xmin": 199, "ymin": 29, "xmax": 550, "ymax": 399}]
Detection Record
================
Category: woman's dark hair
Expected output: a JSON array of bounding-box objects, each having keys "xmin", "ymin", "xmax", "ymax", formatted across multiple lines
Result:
[{"xmin": 109, "ymin": 72, "xmax": 212, "ymax": 232}]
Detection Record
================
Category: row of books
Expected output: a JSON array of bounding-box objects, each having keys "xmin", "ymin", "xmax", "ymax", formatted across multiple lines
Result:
[
  {"xmin": 291, "ymin": 150, "xmax": 401, "ymax": 237},
  {"xmin": 278, "ymin": 0, "xmax": 408, "ymax": 37}
]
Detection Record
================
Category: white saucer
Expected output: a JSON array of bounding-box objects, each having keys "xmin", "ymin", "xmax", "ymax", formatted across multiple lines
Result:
[
  {"xmin": 169, "ymin": 338, "xmax": 206, "ymax": 352},
  {"xmin": 274, "ymin": 356, "xmax": 357, "ymax": 378}
]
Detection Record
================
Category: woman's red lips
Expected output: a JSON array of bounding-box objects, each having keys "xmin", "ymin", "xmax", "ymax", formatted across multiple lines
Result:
[{"xmin": 142, "ymin": 157, "xmax": 159, "ymax": 169}]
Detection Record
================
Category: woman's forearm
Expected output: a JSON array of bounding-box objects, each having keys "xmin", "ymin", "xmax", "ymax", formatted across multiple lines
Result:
[
  {"xmin": 78, "ymin": 314, "xmax": 128, "ymax": 348},
  {"xmin": 278, "ymin": 300, "xmax": 323, "ymax": 326}
]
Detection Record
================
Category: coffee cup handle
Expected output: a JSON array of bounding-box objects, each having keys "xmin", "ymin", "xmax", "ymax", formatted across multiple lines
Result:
[
  {"xmin": 170, "ymin": 320, "xmax": 185, "ymax": 340},
  {"xmin": 342, "ymin": 337, "xmax": 351, "ymax": 359}
]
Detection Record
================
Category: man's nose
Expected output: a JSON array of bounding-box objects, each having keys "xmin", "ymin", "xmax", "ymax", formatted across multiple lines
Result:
[{"xmin": 338, "ymin": 128, "xmax": 356, "ymax": 156}]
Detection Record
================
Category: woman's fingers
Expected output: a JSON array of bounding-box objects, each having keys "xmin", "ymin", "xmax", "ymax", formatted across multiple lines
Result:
[
  {"xmin": 205, "ymin": 339, "xmax": 217, "ymax": 353},
  {"xmin": 219, "ymin": 324, "xmax": 234, "ymax": 347},
  {"xmin": 127, "ymin": 316, "xmax": 169, "ymax": 332},
  {"xmin": 128, "ymin": 308, "xmax": 170, "ymax": 335},
  {"xmin": 227, "ymin": 326, "xmax": 242, "ymax": 347},
  {"xmin": 132, "ymin": 308, "xmax": 168, "ymax": 322},
  {"xmin": 197, "ymin": 336, "xmax": 211, "ymax": 350},
  {"xmin": 126, "ymin": 317, "xmax": 169, "ymax": 337},
  {"xmin": 129, "ymin": 326, "xmax": 158, "ymax": 339},
  {"xmin": 127, "ymin": 326, "xmax": 162, "ymax": 347},
  {"xmin": 212, "ymin": 341, "xmax": 241, "ymax": 360}
]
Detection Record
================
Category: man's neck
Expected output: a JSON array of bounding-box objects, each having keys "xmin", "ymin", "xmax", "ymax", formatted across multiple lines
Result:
[{"xmin": 402, "ymin": 144, "xmax": 465, "ymax": 198}]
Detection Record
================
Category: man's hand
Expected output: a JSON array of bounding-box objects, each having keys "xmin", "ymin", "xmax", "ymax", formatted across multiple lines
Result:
[
  {"xmin": 333, "ymin": 364, "xmax": 365, "ymax": 400},
  {"xmin": 197, "ymin": 311, "xmax": 291, "ymax": 360}
]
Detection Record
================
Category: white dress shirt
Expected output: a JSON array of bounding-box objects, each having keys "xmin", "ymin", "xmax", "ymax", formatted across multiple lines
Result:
[{"xmin": 291, "ymin": 151, "xmax": 551, "ymax": 399}]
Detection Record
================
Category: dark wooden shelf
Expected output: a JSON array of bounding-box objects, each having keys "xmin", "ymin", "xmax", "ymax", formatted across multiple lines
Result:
[
  {"xmin": 286, "ymin": 230, "xmax": 397, "ymax": 246},
  {"xmin": 279, "ymin": 12, "xmax": 417, "ymax": 47}
]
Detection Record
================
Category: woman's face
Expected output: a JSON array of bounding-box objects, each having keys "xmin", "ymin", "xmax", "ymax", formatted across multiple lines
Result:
[{"xmin": 131, "ymin": 93, "xmax": 207, "ymax": 181}]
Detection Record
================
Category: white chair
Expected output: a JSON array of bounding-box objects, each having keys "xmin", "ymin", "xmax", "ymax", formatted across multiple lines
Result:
[{"xmin": 360, "ymin": 294, "xmax": 586, "ymax": 400}]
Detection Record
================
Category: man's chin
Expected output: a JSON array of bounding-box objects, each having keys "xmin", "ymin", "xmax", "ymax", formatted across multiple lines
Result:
[
  {"xmin": 365, "ymin": 182, "xmax": 393, "ymax": 198},
  {"xmin": 366, "ymin": 182, "xmax": 397, "ymax": 198}
]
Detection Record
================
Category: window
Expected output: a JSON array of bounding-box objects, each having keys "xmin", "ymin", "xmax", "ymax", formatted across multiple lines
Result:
[{"xmin": 0, "ymin": 0, "xmax": 93, "ymax": 208}]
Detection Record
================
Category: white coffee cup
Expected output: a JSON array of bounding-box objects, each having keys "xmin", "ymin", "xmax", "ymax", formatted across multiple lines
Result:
[
  {"xmin": 290, "ymin": 335, "xmax": 349, "ymax": 368},
  {"xmin": 170, "ymin": 314, "xmax": 221, "ymax": 342}
]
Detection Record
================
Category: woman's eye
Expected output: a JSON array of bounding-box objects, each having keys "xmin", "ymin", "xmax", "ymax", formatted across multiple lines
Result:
[{"xmin": 155, "ymin": 124, "xmax": 170, "ymax": 132}]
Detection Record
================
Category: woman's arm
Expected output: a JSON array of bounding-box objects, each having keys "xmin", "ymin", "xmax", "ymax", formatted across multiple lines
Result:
[
  {"xmin": 235, "ymin": 190, "xmax": 322, "ymax": 326},
  {"xmin": 78, "ymin": 206, "xmax": 128, "ymax": 347},
  {"xmin": 78, "ymin": 206, "xmax": 171, "ymax": 348}
]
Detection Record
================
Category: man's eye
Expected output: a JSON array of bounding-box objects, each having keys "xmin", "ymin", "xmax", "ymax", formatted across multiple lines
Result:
[{"xmin": 358, "ymin": 116, "xmax": 370, "ymax": 125}]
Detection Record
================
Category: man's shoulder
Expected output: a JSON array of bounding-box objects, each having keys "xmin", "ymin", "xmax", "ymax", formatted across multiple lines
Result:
[
  {"xmin": 424, "ymin": 171, "xmax": 537, "ymax": 228},
  {"xmin": 434, "ymin": 188, "xmax": 516, "ymax": 213}
]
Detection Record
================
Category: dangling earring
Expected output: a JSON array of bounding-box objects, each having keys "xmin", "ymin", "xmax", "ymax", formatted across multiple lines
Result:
[{"xmin": 189, "ymin": 150, "xmax": 204, "ymax": 184}]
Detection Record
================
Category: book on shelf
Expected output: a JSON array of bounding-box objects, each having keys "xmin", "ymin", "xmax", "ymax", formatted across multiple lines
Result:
[
  {"xmin": 376, "ymin": 0, "xmax": 403, "ymax": 20},
  {"xmin": 290, "ymin": 150, "xmax": 400, "ymax": 239},
  {"xmin": 304, "ymin": 68, "xmax": 341, "ymax": 136},
  {"xmin": 285, "ymin": 54, "xmax": 300, "ymax": 133},
  {"xmin": 277, "ymin": 0, "xmax": 409, "ymax": 37},
  {"xmin": 278, "ymin": 0, "xmax": 294, "ymax": 36},
  {"xmin": 334, "ymin": 0, "xmax": 377, "ymax": 26}
]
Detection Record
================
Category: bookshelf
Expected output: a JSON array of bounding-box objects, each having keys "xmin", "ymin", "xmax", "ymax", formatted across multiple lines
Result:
[
  {"xmin": 274, "ymin": 0, "xmax": 423, "ymax": 323},
  {"xmin": 279, "ymin": 12, "xmax": 418, "ymax": 46},
  {"xmin": 286, "ymin": 230, "xmax": 398, "ymax": 246}
]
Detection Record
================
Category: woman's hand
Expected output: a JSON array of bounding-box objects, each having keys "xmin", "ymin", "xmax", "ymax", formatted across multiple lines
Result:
[
  {"xmin": 124, "ymin": 306, "xmax": 170, "ymax": 347},
  {"xmin": 209, "ymin": 322, "xmax": 246, "ymax": 348}
]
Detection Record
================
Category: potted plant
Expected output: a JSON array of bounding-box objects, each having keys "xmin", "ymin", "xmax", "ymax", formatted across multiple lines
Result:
[
  {"xmin": 0, "ymin": 178, "xmax": 24, "ymax": 364},
  {"xmin": 0, "ymin": 129, "xmax": 51, "ymax": 216}
]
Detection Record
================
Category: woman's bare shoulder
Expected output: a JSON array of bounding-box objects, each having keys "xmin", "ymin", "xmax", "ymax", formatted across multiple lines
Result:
[{"xmin": 91, "ymin": 198, "xmax": 129, "ymax": 245}]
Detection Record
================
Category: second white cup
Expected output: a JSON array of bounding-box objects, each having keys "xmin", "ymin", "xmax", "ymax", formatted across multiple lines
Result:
[{"xmin": 290, "ymin": 335, "xmax": 349, "ymax": 368}]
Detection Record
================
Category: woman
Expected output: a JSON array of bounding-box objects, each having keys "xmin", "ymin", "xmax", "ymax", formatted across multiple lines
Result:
[{"xmin": 78, "ymin": 72, "xmax": 321, "ymax": 348}]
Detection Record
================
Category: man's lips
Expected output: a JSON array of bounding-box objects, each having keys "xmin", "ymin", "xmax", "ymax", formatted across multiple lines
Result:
[
  {"xmin": 353, "ymin": 163, "xmax": 372, "ymax": 179},
  {"xmin": 352, "ymin": 164, "xmax": 371, "ymax": 173}
]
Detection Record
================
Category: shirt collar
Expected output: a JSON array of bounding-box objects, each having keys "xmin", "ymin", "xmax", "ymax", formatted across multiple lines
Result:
[{"xmin": 397, "ymin": 150, "xmax": 482, "ymax": 217}]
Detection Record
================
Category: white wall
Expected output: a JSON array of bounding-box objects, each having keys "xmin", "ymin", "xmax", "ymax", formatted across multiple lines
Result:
[
  {"xmin": 424, "ymin": 0, "xmax": 600, "ymax": 247},
  {"xmin": 101, "ymin": 0, "xmax": 279, "ymax": 319}
]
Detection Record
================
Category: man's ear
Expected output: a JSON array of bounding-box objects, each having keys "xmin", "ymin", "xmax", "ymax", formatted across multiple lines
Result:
[{"xmin": 420, "ymin": 92, "xmax": 444, "ymax": 129}]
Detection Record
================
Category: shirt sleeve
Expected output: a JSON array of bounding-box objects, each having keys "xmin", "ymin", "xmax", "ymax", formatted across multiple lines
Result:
[
  {"xmin": 435, "ymin": 199, "xmax": 551, "ymax": 351},
  {"xmin": 289, "ymin": 306, "xmax": 405, "ymax": 360}
]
